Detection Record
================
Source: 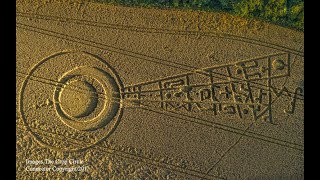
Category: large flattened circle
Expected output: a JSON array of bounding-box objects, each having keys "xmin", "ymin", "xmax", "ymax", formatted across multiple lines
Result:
[
  {"xmin": 58, "ymin": 78, "xmax": 99, "ymax": 119},
  {"xmin": 19, "ymin": 51, "xmax": 124, "ymax": 152},
  {"xmin": 54, "ymin": 66, "xmax": 120, "ymax": 131}
]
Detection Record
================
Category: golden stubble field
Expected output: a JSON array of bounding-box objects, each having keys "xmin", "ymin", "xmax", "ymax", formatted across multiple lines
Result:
[{"xmin": 16, "ymin": 0, "xmax": 304, "ymax": 179}]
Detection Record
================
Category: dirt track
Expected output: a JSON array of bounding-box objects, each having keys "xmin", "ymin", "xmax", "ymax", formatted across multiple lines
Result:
[{"xmin": 16, "ymin": 0, "xmax": 304, "ymax": 179}]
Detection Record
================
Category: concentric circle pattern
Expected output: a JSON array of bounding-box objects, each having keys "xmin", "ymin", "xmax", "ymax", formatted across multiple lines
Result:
[{"xmin": 20, "ymin": 51, "xmax": 124, "ymax": 152}]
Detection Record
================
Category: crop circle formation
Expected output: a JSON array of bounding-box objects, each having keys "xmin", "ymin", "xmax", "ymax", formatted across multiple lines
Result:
[{"xmin": 20, "ymin": 51, "xmax": 123, "ymax": 152}]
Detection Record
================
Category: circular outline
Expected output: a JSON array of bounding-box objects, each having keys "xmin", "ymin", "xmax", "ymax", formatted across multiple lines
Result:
[
  {"xmin": 58, "ymin": 75, "xmax": 100, "ymax": 119},
  {"xmin": 54, "ymin": 66, "xmax": 120, "ymax": 131},
  {"xmin": 19, "ymin": 51, "xmax": 124, "ymax": 152}
]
